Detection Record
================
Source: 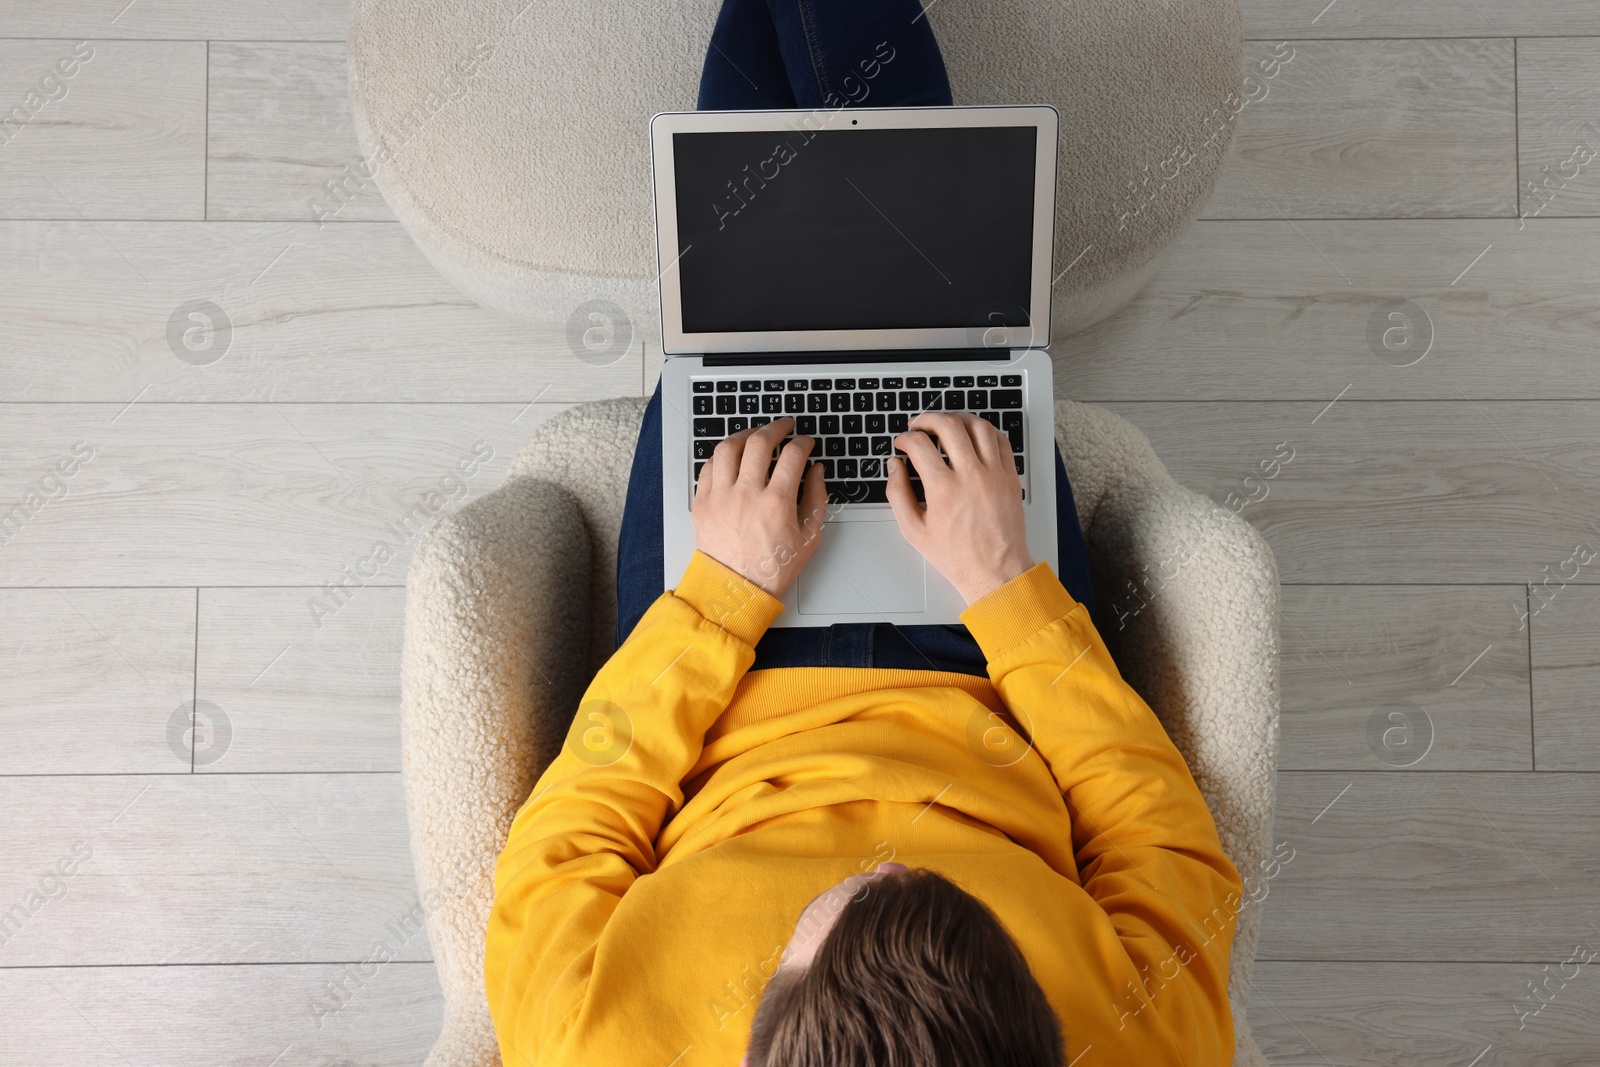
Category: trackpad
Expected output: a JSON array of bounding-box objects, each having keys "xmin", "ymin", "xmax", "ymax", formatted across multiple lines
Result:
[{"xmin": 798, "ymin": 521, "xmax": 926, "ymax": 615}]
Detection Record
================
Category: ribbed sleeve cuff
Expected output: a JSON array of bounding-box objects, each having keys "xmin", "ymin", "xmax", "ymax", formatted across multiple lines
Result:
[
  {"xmin": 670, "ymin": 549, "xmax": 788, "ymax": 650},
  {"xmin": 958, "ymin": 561, "xmax": 1082, "ymax": 663}
]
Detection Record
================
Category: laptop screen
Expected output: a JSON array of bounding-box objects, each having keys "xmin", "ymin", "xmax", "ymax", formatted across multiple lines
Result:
[{"xmin": 670, "ymin": 126, "xmax": 1037, "ymax": 336}]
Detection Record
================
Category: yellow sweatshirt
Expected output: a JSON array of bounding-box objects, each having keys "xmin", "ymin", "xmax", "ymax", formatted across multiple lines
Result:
[{"xmin": 487, "ymin": 549, "xmax": 1244, "ymax": 1067}]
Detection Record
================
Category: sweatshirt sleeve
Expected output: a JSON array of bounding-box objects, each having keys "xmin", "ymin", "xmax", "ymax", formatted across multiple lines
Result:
[
  {"xmin": 485, "ymin": 549, "xmax": 785, "ymax": 1067},
  {"xmin": 959, "ymin": 562, "xmax": 1245, "ymax": 1065}
]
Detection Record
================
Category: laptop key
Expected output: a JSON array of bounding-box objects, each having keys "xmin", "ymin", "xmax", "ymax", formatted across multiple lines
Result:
[
  {"xmin": 693, "ymin": 439, "xmax": 716, "ymax": 459},
  {"xmin": 1001, "ymin": 411, "xmax": 1022, "ymax": 431},
  {"xmin": 784, "ymin": 394, "xmax": 804, "ymax": 414},
  {"xmin": 1006, "ymin": 425, "xmax": 1023, "ymax": 452},
  {"xmin": 889, "ymin": 413, "xmax": 908, "ymax": 433},
  {"xmin": 921, "ymin": 390, "xmax": 943, "ymax": 409},
  {"xmin": 830, "ymin": 393, "xmax": 851, "ymax": 412},
  {"xmin": 860, "ymin": 458, "xmax": 880, "ymax": 478},
  {"xmin": 752, "ymin": 416, "xmax": 770, "ymax": 427},
  {"xmin": 787, "ymin": 378, "xmax": 809, "ymax": 391},
  {"xmin": 978, "ymin": 375, "xmax": 998, "ymax": 387},
  {"xmin": 859, "ymin": 378, "xmax": 879, "ymax": 389},
  {"xmin": 824, "ymin": 437, "xmax": 846, "ymax": 456},
  {"xmin": 824, "ymin": 480, "xmax": 914, "ymax": 505},
  {"xmin": 716, "ymin": 380, "xmax": 738, "ymax": 392},
  {"xmin": 853, "ymin": 392, "xmax": 873, "ymax": 412},
  {"xmin": 954, "ymin": 375, "xmax": 974, "ymax": 388},
  {"xmin": 807, "ymin": 393, "xmax": 828, "ymax": 413},
  {"xmin": 693, "ymin": 395, "xmax": 713, "ymax": 415},
  {"xmin": 1014, "ymin": 455, "xmax": 1024, "ymax": 475},
  {"xmin": 978, "ymin": 411, "xmax": 1000, "ymax": 429},
  {"xmin": 740, "ymin": 380, "xmax": 761, "ymax": 392},
  {"xmin": 762, "ymin": 394, "xmax": 782, "ymax": 413},
  {"xmin": 837, "ymin": 458, "xmax": 858, "ymax": 478},
  {"xmin": 810, "ymin": 378, "xmax": 832, "ymax": 390},
  {"xmin": 693, "ymin": 381, "xmax": 713, "ymax": 393},
  {"xmin": 716, "ymin": 395, "xmax": 735, "ymax": 414},
  {"xmin": 943, "ymin": 390, "xmax": 965, "ymax": 410},
  {"xmin": 694, "ymin": 460, "xmax": 705, "ymax": 480},
  {"xmin": 842, "ymin": 414, "xmax": 862, "ymax": 434},
  {"xmin": 968, "ymin": 390, "xmax": 987, "ymax": 409},
  {"xmin": 834, "ymin": 378, "xmax": 856, "ymax": 389},
  {"xmin": 866, "ymin": 413, "xmax": 884, "ymax": 433},
  {"xmin": 728, "ymin": 417, "xmax": 748, "ymax": 433},
  {"xmin": 847, "ymin": 437, "xmax": 868, "ymax": 456},
  {"xmin": 820, "ymin": 415, "xmax": 839, "ymax": 434},
  {"xmin": 930, "ymin": 376, "xmax": 951, "ymax": 388},
  {"xmin": 883, "ymin": 377, "xmax": 903, "ymax": 388},
  {"xmin": 991, "ymin": 389, "xmax": 1023, "ymax": 409},
  {"xmin": 875, "ymin": 391, "xmax": 896, "ymax": 411},
  {"xmin": 693, "ymin": 417, "xmax": 725, "ymax": 437},
  {"xmin": 740, "ymin": 394, "xmax": 760, "ymax": 414},
  {"xmin": 763, "ymin": 379, "xmax": 784, "ymax": 391},
  {"xmin": 898, "ymin": 390, "xmax": 918, "ymax": 410},
  {"xmin": 797, "ymin": 415, "xmax": 817, "ymax": 435},
  {"xmin": 907, "ymin": 376, "xmax": 927, "ymax": 388},
  {"xmin": 1002, "ymin": 374, "xmax": 1021, "ymax": 387},
  {"xmin": 871, "ymin": 436, "xmax": 892, "ymax": 455}
]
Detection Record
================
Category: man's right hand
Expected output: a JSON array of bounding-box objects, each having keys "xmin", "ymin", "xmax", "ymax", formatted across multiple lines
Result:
[{"xmin": 885, "ymin": 411, "xmax": 1036, "ymax": 606}]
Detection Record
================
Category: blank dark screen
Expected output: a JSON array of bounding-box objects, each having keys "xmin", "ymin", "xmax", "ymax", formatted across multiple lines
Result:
[{"xmin": 672, "ymin": 126, "xmax": 1036, "ymax": 334}]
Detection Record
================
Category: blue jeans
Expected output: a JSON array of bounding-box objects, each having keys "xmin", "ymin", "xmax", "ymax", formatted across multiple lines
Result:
[
  {"xmin": 613, "ymin": 0, "xmax": 1092, "ymax": 675},
  {"xmin": 615, "ymin": 385, "xmax": 1095, "ymax": 675},
  {"xmin": 695, "ymin": 0, "xmax": 952, "ymax": 111}
]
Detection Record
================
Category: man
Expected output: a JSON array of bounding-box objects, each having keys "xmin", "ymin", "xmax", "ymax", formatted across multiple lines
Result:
[{"xmin": 486, "ymin": 413, "xmax": 1244, "ymax": 1066}]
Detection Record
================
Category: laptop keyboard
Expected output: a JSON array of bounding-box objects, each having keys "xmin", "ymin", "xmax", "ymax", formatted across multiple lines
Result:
[{"xmin": 689, "ymin": 373, "xmax": 1028, "ymax": 506}]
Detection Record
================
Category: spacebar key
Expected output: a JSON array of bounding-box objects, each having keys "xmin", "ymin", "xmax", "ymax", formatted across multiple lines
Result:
[{"xmin": 825, "ymin": 480, "xmax": 888, "ymax": 504}]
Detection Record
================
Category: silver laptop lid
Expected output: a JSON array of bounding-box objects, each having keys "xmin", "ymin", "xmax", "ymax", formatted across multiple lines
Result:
[{"xmin": 649, "ymin": 105, "xmax": 1058, "ymax": 356}]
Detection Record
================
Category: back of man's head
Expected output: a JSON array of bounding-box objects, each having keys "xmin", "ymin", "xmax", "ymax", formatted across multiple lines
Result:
[{"xmin": 746, "ymin": 867, "xmax": 1064, "ymax": 1067}]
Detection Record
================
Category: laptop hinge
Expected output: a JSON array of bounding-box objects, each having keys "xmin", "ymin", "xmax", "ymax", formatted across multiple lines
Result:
[{"xmin": 699, "ymin": 349, "xmax": 1018, "ymax": 367}]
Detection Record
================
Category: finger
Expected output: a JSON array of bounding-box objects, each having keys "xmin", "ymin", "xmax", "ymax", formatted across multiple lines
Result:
[
  {"xmin": 883, "ymin": 454, "xmax": 925, "ymax": 538},
  {"xmin": 893, "ymin": 429, "xmax": 952, "ymax": 488},
  {"xmin": 711, "ymin": 428, "xmax": 751, "ymax": 491},
  {"xmin": 769, "ymin": 429, "xmax": 814, "ymax": 500},
  {"xmin": 739, "ymin": 417, "xmax": 795, "ymax": 485},
  {"xmin": 969, "ymin": 415, "xmax": 1007, "ymax": 466},
  {"xmin": 909, "ymin": 411, "xmax": 980, "ymax": 470},
  {"xmin": 798, "ymin": 459, "xmax": 829, "ymax": 546}
]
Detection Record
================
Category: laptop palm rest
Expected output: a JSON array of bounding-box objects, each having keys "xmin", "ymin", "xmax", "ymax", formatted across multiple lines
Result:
[{"xmin": 797, "ymin": 520, "xmax": 926, "ymax": 615}]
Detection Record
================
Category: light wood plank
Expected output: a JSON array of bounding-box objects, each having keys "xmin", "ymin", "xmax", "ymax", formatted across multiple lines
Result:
[
  {"xmin": 1515, "ymin": 38, "xmax": 1600, "ymax": 222},
  {"xmin": 0, "ymin": 221, "xmax": 643, "ymax": 402},
  {"xmin": 1242, "ymin": 0, "xmax": 1600, "ymax": 39},
  {"xmin": 0, "ymin": 774, "xmax": 433, "ymax": 966},
  {"xmin": 0, "ymin": 0, "xmax": 348, "ymax": 40},
  {"xmin": 0, "ymin": 588, "xmax": 195, "ymax": 775},
  {"xmin": 1204, "ymin": 39, "xmax": 1516, "ymax": 220},
  {"xmin": 1531, "ymin": 586, "xmax": 1600, "ymax": 772},
  {"xmin": 208, "ymin": 42, "xmax": 394, "ymax": 223},
  {"xmin": 1097, "ymin": 401, "xmax": 1600, "ymax": 585},
  {"xmin": 1280, "ymin": 586, "xmax": 1531, "ymax": 771},
  {"xmin": 0, "ymin": 963, "xmax": 441, "ymax": 1066},
  {"xmin": 1054, "ymin": 218, "xmax": 1600, "ymax": 401},
  {"xmin": 1250, "ymin": 961, "xmax": 1600, "ymax": 1066},
  {"xmin": 0, "ymin": 41, "xmax": 205, "ymax": 220},
  {"xmin": 197, "ymin": 587, "xmax": 404, "ymax": 773},
  {"xmin": 1260, "ymin": 771, "xmax": 1600, "ymax": 962},
  {"xmin": 0, "ymin": 403, "xmax": 567, "ymax": 586}
]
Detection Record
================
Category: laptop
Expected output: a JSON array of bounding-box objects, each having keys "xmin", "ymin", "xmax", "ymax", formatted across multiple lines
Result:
[{"xmin": 649, "ymin": 104, "xmax": 1060, "ymax": 628}]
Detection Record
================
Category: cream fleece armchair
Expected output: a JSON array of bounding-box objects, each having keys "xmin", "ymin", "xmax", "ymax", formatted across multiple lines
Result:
[{"xmin": 400, "ymin": 396, "xmax": 1280, "ymax": 1067}]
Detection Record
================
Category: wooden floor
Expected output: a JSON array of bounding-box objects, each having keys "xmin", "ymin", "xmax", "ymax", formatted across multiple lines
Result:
[{"xmin": 3, "ymin": 2, "xmax": 1599, "ymax": 1064}]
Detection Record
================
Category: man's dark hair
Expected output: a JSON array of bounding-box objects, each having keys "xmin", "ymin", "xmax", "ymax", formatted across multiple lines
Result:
[{"xmin": 746, "ymin": 867, "xmax": 1064, "ymax": 1066}]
